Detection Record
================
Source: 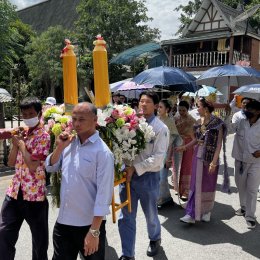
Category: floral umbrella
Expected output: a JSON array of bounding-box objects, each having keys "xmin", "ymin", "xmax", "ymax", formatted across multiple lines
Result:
[{"xmin": 118, "ymin": 81, "xmax": 153, "ymax": 91}]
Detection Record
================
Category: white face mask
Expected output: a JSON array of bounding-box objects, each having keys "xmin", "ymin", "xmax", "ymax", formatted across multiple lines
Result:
[{"xmin": 23, "ymin": 116, "xmax": 39, "ymax": 128}]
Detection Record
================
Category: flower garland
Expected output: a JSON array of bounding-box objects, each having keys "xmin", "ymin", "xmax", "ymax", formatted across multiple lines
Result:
[
  {"xmin": 43, "ymin": 105, "xmax": 73, "ymax": 207},
  {"xmin": 44, "ymin": 104, "xmax": 155, "ymax": 207},
  {"xmin": 97, "ymin": 104, "xmax": 155, "ymax": 180}
]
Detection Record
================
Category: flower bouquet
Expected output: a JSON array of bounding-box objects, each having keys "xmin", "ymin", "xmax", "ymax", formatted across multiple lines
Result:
[
  {"xmin": 97, "ymin": 104, "xmax": 155, "ymax": 181},
  {"xmin": 43, "ymin": 105, "xmax": 73, "ymax": 207}
]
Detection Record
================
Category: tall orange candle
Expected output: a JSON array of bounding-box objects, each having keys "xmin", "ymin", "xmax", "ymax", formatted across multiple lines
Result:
[
  {"xmin": 93, "ymin": 35, "xmax": 111, "ymax": 108},
  {"xmin": 61, "ymin": 39, "xmax": 78, "ymax": 113}
]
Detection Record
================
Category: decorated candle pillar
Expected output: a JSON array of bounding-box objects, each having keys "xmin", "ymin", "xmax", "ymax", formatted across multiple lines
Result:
[
  {"xmin": 60, "ymin": 39, "xmax": 78, "ymax": 113},
  {"xmin": 93, "ymin": 35, "xmax": 111, "ymax": 108}
]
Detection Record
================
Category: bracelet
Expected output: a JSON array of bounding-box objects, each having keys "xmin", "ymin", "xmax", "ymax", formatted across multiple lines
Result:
[{"xmin": 209, "ymin": 162, "xmax": 217, "ymax": 167}]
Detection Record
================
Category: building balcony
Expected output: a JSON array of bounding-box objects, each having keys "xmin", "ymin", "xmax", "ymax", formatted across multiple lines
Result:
[{"xmin": 172, "ymin": 50, "xmax": 250, "ymax": 69}]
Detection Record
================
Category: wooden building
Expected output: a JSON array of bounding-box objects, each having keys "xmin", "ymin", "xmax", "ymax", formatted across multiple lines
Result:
[{"xmin": 161, "ymin": 0, "xmax": 260, "ymax": 71}]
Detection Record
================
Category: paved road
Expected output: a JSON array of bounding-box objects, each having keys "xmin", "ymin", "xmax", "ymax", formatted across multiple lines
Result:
[{"xmin": 0, "ymin": 134, "xmax": 260, "ymax": 260}]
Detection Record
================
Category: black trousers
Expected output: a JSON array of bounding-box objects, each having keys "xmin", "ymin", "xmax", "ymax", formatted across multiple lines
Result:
[
  {"xmin": 52, "ymin": 220, "xmax": 106, "ymax": 260},
  {"xmin": 0, "ymin": 190, "xmax": 49, "ymax": 260}
]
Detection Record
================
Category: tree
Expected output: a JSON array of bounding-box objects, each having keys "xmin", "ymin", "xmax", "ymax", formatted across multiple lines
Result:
[
  {"xmin": 0, "ymin": 0, "xmax": 21, "ymax": 82},
  {"xmin": 25, "ymin": 26, "xmax": 75, "ymax": 99},
  {"xmin": 75, "ymin": 0, "xmax": 160, "ymax": 85},
  {"xmin": 175, "ymin": 0, "xmax": 260, "ymax": 36},
  {"xmin": 75, "ymin": 0, "xmax": 160, "ymax": 56}
]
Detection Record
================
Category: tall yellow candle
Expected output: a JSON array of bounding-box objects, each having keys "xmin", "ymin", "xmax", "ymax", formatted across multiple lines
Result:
[
  {"xmin": 93, "ymin": 35, "xmax": 111, "ymax": 108},
  {"xmin": 61, "ymin": 39, "xmax": 78, "ymax": 113}
]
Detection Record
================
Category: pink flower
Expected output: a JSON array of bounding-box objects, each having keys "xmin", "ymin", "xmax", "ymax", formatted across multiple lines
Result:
[
  {"xmin": 64, "ymin": 121, "xmax": 73, "ymax": 133},
  {"xmin": 61, "ymin": 123, "xmax": 66, "ymax": 131},
  {"xmin": 105, "ymin": 117, "xmax": 115, "ymax": 124},
  {"xmin": 129, "ymin": 119, "xmax": 139, "ymax": 130},
  {"xmin": 111, "ymin": 109, "xmax": 120, "ymax": 119},
  {"xmin": 48, "ymin": 119, "xmax": 55, "ymax": 128}
]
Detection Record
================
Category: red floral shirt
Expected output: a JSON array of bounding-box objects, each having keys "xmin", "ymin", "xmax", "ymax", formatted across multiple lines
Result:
[{"xmin": 6, "ymin": 125, "xmax": 50, "ymax": 201}]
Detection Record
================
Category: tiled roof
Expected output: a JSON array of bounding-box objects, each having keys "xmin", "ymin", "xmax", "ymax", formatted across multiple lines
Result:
[{"xmin": 18, "ymin": 0, "xmax": 80, "ymax": 33}]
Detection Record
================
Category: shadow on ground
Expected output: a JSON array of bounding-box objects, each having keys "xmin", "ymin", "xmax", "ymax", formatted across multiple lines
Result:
[{"xmin": 158, "ymin": 201, "xmax": 260, "ymax": 259}]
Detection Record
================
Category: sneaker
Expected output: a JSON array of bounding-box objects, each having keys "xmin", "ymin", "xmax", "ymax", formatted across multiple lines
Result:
[
  {"xmin": 235, "ymin": 208, "xmax": 245, "ymax": 216},
  {"xmin": 257, "ymin": 197, "xmax": 260, "ymax": 202},
  {"xmin": 246, "ymin": 220, "xmax": 256, "ymax": 229},
  {"xmin": 201, "ymin": 212, "xmax": 211, "ymax": 222},
  {"xmin": 180, "ymin": 214, "xmax": 195, "ymax": 224}
]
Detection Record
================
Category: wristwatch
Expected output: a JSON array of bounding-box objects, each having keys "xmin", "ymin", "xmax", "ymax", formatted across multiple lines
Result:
[{"xmin": 89, "ymin": 228, "xmax": 100, "ymax": 238}]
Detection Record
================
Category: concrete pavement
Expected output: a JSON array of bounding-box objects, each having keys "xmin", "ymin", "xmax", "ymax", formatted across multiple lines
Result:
[{"xmin": 0, "ymin": 134, "xmax": 259, "ymax": 260}]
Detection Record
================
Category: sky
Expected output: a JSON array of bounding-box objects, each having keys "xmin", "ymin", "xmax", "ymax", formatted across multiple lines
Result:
[{"xmin": 9, "ymin": 0, "xmax": 189, "ymax": 40}]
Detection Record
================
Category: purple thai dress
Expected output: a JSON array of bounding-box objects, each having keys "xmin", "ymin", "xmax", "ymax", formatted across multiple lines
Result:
[{"xmin": 185, "ymin": 115, "xmax": 228, "ymax": 221}]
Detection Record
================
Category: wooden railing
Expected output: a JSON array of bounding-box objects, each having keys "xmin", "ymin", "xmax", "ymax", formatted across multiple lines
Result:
[{"xmin": 172, "ymin": 50, "xmax": 250, "ymax": 68}]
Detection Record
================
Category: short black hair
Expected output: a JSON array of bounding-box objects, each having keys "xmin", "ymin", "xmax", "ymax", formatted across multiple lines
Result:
[
  {"xmin": 112, "ymin": 92, "xmax": 121, "ymax": 97},
  {"xmin": 178, "ymin": 100, "xmax": 190, "ymax": 111},
  {"xmin": 20, "ymin": 97, "xmax": 42, "ymax": 114},
  {"xmin": 139, "ymin": 90, "xmax": 159, "ymax": 105},
  {"xmin": 246, "ymin": 100, "xmax": 260, "ymax": 111}
]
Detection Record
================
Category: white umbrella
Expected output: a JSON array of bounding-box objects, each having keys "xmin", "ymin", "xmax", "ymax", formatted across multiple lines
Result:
[
  {"xmin": 233, "ymin": 84, "xmax": 260, "ymax": 101},
  {"xmin": 183, "ymin": 86, "xmax": 223, "ymax": 97},
  {"xmin": 197, "ymin": 86, "xmax": 223, "ymax": 97}
]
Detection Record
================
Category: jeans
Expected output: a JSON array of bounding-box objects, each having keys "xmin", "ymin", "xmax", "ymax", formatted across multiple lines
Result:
[{"xmin": 118, "ymin": 172, "xmax": 160, "ymax": 257}]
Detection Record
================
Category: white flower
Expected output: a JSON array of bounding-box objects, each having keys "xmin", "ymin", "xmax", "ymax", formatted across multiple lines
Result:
[
  {"xmin": 97, "ymin": 108, "xmax": 113, "ymax": 127},
  {"xmin": 54, "ymin": 113, "xmax": 62, "ymax": 121}
]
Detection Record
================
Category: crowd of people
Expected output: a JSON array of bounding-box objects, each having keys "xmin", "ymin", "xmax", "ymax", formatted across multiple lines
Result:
[{"xmin": 0, "ymin": 90, "xmax": 259, "ymax": 260}]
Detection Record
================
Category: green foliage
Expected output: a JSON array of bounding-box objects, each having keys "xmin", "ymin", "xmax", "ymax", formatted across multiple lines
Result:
[
  {"xmin": 130, "ymin": 56, "xmax": 149, "ymax": 76},
  {"xmin": 25, "ymin": 26, "xmax": 75, "ymax": 99},
  {"xmin": 0, "ymin": 0, "xmax": 20, "ymax": 68},
  {"xmin": 75, "ymin": 0, "xmax": 159, "ymax": 84},
  {"xmin": 175, "ymin": 0, "xmax": 260, "ymax": 36},
  {"xmin": 75, "ymin": 0, "xmax": 160, "ymax": 57},
  {"xmin": 246, "ymin": 0, "xmax": 260, "ymax": 31}
]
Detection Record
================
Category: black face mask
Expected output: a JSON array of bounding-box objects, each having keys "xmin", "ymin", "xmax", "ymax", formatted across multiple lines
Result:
[{"xmin": 244, "ymin": 111, "xmax": 254, "ymax": 119}]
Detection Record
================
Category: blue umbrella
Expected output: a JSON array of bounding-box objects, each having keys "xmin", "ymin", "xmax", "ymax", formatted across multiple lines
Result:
[
  {"xmin": 132, "ymin": 66, "xmax": 197, "ymax": 92},
  {"xmin": 196, "ymin": 65, "xmax": 260, "ymax": 88}
]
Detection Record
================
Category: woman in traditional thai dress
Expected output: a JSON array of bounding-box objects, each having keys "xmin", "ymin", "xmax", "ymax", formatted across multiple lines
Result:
[
  {"xmin": 157, "ymin": 99, "xmax": 181, "ymax": 207},
  {"xmin": 177, "ymin": 98, "xmax": 227, "ymax": 223},
  {"xmin": 174, "ymin": 101, "xmax": 196, "ymax": 198}
]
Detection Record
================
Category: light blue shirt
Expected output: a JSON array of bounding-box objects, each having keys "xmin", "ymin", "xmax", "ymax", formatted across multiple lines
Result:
[{"xmin": 45, "ymin": 131, "xmax": 114, "ymax": 226}]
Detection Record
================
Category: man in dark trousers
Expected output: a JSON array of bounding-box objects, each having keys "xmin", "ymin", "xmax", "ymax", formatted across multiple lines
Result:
[{"xmin": 0, "ymin": 97, "xmax": 50, "ymax": 260}]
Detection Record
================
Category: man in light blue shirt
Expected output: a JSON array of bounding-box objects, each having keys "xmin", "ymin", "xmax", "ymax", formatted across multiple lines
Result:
[
  {"xmin": 118, "ymin": 91, "xmax": 169, "ymax": 260},
  {"xmin": 45, "ymin": 102, "xmax": 114, "ymax": 260}
]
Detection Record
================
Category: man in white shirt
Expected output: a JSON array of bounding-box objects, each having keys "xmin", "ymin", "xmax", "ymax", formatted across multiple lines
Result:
[
  {"xmin": 231, "ymin": 97, "xmax": 252, "ymax": 124},
  {"xmin": 118, "ymin": 91, "xmax": 169, "ymax": 260},
  {"xmin": 232, "ymin": 101, "xmax": 260, "ymax": 229}
]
